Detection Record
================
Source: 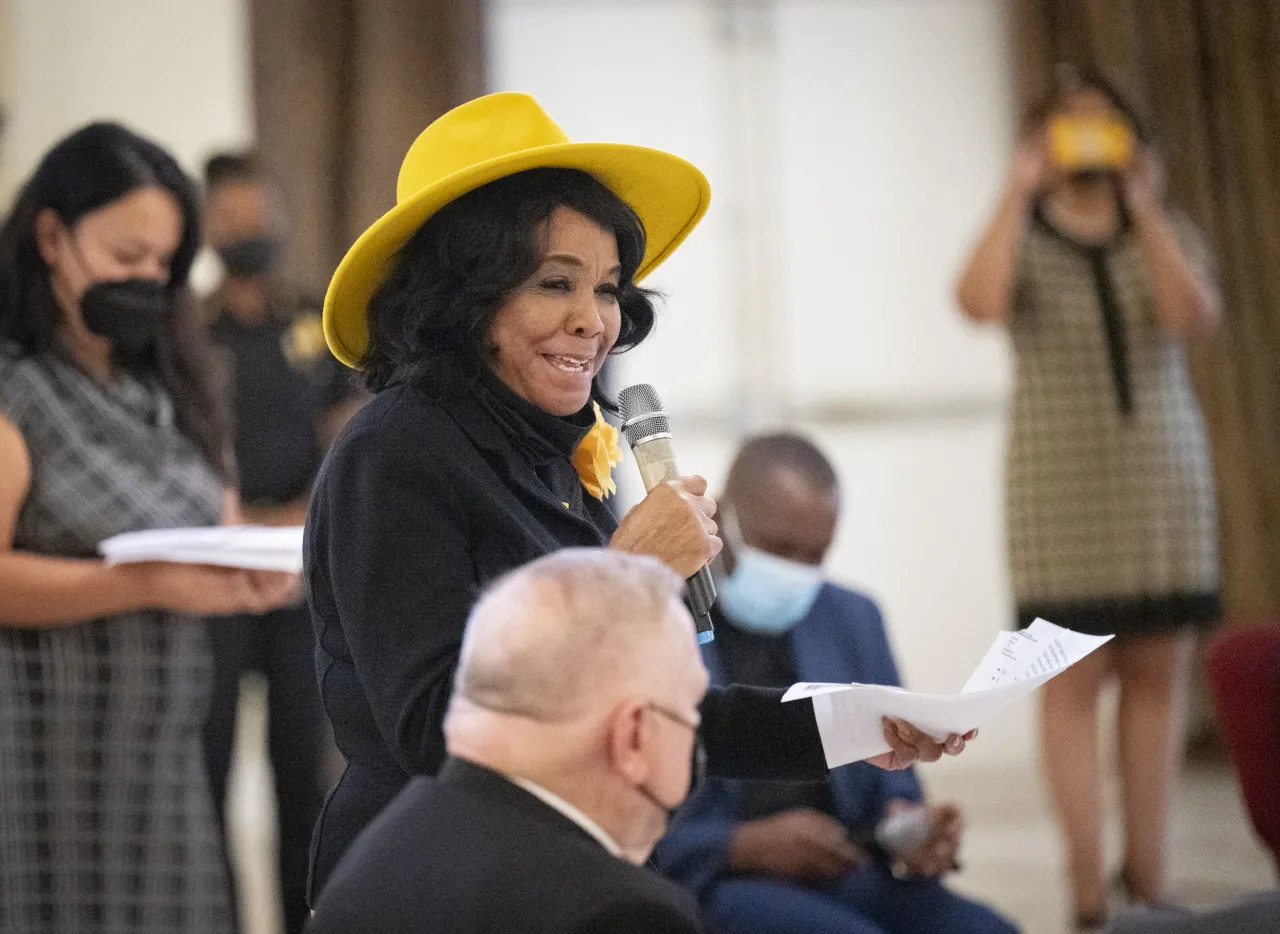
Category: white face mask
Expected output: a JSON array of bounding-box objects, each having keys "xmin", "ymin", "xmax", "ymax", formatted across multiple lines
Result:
[{"xmin": 718, "ymin": 512, "xmax": 824, "ymax": 635}]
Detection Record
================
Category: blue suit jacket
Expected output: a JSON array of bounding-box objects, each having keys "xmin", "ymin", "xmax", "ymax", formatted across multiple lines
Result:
[{"xmin": 654, "ymin": 583, "xmax": 924, "ymax": 899}]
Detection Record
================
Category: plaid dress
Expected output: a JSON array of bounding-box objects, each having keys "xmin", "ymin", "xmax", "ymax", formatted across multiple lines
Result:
[
  {"xmin": 0, "ymin": 347, "xmax": 231, "ymax": 932},
  {"xmin": 1006, "ymin": 210, "xmax": 1219, "ymax": 637}
]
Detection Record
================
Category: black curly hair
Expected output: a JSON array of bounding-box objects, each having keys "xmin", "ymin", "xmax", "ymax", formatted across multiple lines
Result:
[{"xmin": 360, "ymin": 167, "xmax": 658, "ymax": 411}]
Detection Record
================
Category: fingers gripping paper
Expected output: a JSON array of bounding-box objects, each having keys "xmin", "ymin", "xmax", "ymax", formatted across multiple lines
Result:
[{"xmin": 781, "ymin": 620, "xmax": 1112, "ymax": 768}]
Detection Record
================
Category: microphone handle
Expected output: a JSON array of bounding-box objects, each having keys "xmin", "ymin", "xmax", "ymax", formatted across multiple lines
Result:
[
  {"xmin": 686, "ymin": 565, "xmax": 717, "ymax": 645},
  {"xmin": 629, "ymin": 434, "xmax": 717, "ymax": 644}
]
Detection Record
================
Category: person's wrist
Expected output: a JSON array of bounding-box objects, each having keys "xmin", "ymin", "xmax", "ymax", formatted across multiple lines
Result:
[
  {"xmin": 1126, "ymin": 194, "xmax": 1163, "ymax": 225},
  {"xmin": 113, "ymin": 562, "xmax": 164, "ymax": 612},
  {"xmin": 727, "ymin": 823, "xmax": 768, "ymax": 874},
  {"xmin": 607, "ymin": 526, "xmax": 636, "ymax": 555}
]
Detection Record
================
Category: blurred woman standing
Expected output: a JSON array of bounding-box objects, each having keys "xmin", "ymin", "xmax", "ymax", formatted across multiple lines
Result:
[
  {"xmin": 0, "ymin": 123, "xmax": 295, "ymax": 933},
  {"xmin": 956, "ymin": 69, "xmax": 1221, "ymax": 931}
]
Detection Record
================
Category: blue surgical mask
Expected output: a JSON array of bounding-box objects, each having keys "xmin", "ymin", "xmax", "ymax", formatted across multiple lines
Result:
[{"xmin": 718, "ymin": 512, "xmax": 824, "ymax": 635}]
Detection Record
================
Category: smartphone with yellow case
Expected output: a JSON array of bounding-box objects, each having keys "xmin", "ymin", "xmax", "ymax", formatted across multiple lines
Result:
[{"xmin": 1048, "ymin": 115, "xmax": 1134, "ymax": 171}]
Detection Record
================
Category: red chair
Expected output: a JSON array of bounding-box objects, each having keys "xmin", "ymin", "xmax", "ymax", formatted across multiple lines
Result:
[{"xmin": 1206, "ymin": 622, "xmax": 1280, "ymax": 877}]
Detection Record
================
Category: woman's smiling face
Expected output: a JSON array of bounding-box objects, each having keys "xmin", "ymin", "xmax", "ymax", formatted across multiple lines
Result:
[{"xmin": 487, "ymin": 207, "xmax": 623, "ymax": 416}]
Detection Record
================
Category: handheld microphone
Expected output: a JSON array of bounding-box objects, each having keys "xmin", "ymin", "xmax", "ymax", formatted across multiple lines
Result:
[{"xmin": 617, "ymin": 383, "xmax": 717, "ymax": 644}]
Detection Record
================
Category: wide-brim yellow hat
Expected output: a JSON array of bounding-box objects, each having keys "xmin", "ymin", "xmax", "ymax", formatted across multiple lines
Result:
[{"xmin": 323, "ymin": 91, "xmax": 712, "ymax": 367}]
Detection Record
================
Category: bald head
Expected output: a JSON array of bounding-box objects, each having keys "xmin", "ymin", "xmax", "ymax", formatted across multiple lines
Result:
[
  {"xmin": 725, "ymin": 433, "xmax": 838, "ymax": 504},
  {"xmin": 446, "ymin": 549, "xmax": 710, "ymax": 863},
  {"xmin": 723, "ymin": 433, "xmax": 840, "ymax": 566},
  {"xmin": 454, "ymin": 549, "xmax": 696, "ymax": 721}
]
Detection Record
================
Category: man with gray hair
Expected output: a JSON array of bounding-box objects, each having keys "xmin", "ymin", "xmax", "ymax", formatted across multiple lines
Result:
[{"xmin": 307, "ymin": 548, "xmax": 712, "ymax": 933}]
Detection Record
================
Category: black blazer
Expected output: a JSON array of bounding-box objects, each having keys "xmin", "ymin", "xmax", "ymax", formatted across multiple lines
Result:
[
  {"xmin": 306, "ymin": 758, "xmax": 705, "ymax": 934},
  {"xmin": 304, "ymin": 379, "xmax": 825, "ymax": 899}
]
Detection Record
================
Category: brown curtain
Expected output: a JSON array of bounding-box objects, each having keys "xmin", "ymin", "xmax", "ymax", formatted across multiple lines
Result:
[
  {"xmin": 1011, "ymin": 0, "xmax": 1280, "ymax": 624},
  {"xmin": 247, "ymin": 0, "xmax": 487, "ymax": 296}
]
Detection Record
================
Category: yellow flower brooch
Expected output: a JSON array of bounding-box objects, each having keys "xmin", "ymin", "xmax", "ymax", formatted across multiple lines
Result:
[{"xmin": 572, "ymin": 402, "xmax": 623, "ymax": 500}]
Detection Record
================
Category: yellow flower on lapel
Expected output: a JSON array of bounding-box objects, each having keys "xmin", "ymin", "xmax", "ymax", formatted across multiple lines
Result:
[{"xmin": 572, "ymin": 402, "xmax": 623, "ymax": 500}]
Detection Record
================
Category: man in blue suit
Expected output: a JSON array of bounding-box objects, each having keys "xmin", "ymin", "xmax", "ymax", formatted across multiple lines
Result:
[{"xmin": 654, "ymin": 433, "xmax": 1017, "ymax": 934}]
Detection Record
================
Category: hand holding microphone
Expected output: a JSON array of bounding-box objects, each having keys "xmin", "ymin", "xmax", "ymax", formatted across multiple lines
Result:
[
  {"xmin": 611, "ymin": 384, "xmax": 721, "ymax": 642},
  {"xmin": 609, "ymin": 477, "xmax": 722, "ymax": 579}
]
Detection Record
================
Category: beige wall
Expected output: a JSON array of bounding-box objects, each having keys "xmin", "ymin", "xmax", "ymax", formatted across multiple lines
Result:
[{"xmin": 0, "ymin": 0, "xmax": 253, "ymax": 208}]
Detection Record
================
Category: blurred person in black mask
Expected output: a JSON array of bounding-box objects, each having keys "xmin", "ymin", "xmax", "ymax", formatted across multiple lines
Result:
[{"xmin": 200, "ymin": 151, "xmax": 364, "ymax": 934}]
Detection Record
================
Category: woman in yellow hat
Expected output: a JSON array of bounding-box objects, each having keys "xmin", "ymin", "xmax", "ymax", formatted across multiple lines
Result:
[{"xmin": 304, "ymin": 91, "xmax": 971, "ymax": 899}]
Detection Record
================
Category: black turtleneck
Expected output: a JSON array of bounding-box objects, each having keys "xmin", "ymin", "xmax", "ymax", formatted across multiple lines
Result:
[{"xmin": 474, "ymin": 369, "xmax": 598, "ymax": 518}]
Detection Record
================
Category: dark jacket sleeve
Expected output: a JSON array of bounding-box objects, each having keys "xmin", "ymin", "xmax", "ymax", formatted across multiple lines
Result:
[
  {"xmin": 698, "ymin": 684, "xmax": 827, "ymax": 782},
  {"xmin": 569, "ymin": 901, "xmax": 705, "ymax": 934},
  {"xmin": 316, "ymin": 401, "xmax": 478, "ymax": 775}
]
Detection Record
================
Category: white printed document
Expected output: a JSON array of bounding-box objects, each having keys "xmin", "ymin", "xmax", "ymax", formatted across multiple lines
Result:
[
  {"xmin": 99, "ymin": 526, "xmax": 304, "ymax": 573},
  {"xmin": 782, "ymin": 619, "xmax": 1112, "ymax": 768}
]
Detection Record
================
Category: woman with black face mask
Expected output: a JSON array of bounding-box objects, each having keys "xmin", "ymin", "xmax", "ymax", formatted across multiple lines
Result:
[
  {"xmin": 0, "ymin": 122, "xmax": 298, "ymax": 934},
  {"xmin": 956, "ymin": 67, "xmax": 1222, "ymax": 933},
  {"xmin": 198, "ymin": 150, "xmax": 362, "ymax": 934}
]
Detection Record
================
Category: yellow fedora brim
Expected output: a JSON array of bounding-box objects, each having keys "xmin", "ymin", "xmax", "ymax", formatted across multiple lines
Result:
[{"xmin": 323, "ymin": 141, "xmax": 711, "ymax": 368}]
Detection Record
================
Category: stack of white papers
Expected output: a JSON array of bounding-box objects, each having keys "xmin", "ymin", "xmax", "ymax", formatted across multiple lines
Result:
[
  {"xmin": 782, "ymin": 619, "xmax": 1112, "ymax": 768},
  {"xmin": 99, "ymin": 526, "xmax": 304, "ymax": 573}
]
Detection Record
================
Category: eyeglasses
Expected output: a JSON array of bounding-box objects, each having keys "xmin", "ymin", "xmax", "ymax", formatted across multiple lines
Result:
[{"xmin": 644, "ymin": 702, "xmax": 699, "ymax": 733}]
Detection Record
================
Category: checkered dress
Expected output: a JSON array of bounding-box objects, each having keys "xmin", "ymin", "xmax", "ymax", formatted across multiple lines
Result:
[
  {"xmin": 0, "ymin": 347, "xmax": 231, "ymax": 932},
  {"xmin": 1006, "ymin": 211, "xmax": 1219, "ymax": 637}
]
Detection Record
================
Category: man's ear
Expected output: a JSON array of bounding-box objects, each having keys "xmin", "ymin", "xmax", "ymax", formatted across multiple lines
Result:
[{"xmin": 606, "ymin": 698, "xmax": 652, "ymax": 787}]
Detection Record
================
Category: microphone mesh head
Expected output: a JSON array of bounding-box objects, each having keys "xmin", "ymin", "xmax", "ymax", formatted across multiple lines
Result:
[{"xmin": 618, "ymin": 383, "xmax": 671, "ymax": 445}]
